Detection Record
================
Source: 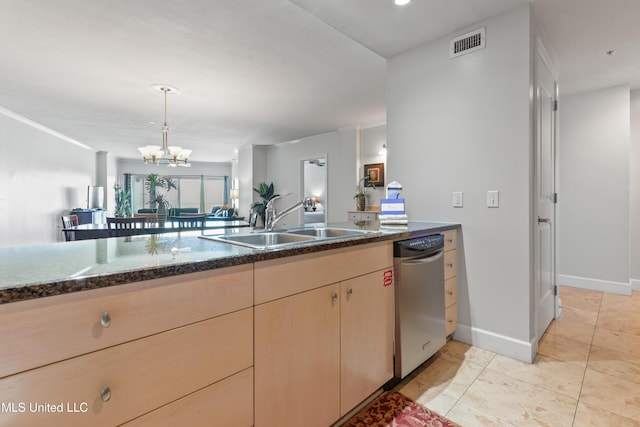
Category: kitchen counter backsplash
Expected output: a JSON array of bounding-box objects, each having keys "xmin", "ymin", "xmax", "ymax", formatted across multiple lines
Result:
[{"xmin": 0, "ymin": 221, "xmax": 458, "ymax": 304}]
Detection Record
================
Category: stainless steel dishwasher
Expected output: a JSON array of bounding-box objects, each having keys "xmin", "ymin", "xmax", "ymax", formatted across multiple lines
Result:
[{"xmin": 394, "ymin": 234, "xmax": 446, "ymax": 379}]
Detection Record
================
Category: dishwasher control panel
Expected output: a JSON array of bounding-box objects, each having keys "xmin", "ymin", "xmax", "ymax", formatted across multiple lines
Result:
[{"xmin": 394, "ymin": 234, "xmax": 444, "ymax": 257}]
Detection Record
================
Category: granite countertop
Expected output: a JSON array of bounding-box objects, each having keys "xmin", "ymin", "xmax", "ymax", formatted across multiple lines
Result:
[{"xmin": 0, "ymin": 221, "xmax": 459, "ymax": 305}]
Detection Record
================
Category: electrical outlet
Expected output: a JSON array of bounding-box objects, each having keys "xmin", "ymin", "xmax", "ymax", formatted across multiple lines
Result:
[
  {"xmin": 452, "ymin": 192, "xmax": 463, "ymax": 208},
  {"xmin": 487, "ymin": 190, "xmax": 499, "ymax": 208}
]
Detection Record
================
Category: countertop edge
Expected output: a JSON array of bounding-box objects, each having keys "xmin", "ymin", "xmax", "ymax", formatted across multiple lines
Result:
[{"xmin": 0, "ymin": 222, "xmax": 460, "ymax": 305}]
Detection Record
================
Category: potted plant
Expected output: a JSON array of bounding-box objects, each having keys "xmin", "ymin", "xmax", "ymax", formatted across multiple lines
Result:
[
  {"xmin": 251, "ymin": 182, "xmax": 279, "ymax": 227},
  {"xmin": 113, "ymin": 183, "xmax": 131, "ymax": 218},
  {"xmin": 354, "ymin": 176, "xmax": 375, "ymax": 211},
  {"xmin": 144, "ymin": 174, "xmax": 177, "ymax": 226}
]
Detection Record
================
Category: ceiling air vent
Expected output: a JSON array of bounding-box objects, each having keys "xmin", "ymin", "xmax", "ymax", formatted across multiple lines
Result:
[{"xmin": 450, "ymin": 27, "xmax": 485, "ymax": 58}]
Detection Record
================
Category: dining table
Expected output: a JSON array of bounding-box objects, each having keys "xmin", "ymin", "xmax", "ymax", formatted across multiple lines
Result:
[{"xmin": 63, "ymin": 219, "xmax": 250, "ymax": 241}]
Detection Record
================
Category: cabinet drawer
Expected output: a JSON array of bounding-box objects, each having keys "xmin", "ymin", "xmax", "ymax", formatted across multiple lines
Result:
[
  {"xmin": 0, "ymin": 265, "xmax": 253, "ymax": 378},
  {"xmin": 0, "ymin": 308, "xmax": 253, "ymax": 427},
  {"xmin": 255, "ymin": 242, "xmax": 393, "ymax": 304},
  {"xmin": 444, "ymin": 276, "xmax": 457, "ymax": 308},
  {"xmin": 444, "ymin": 250, "xmax": 457, "ymax": 280},
  {"xmin": 445, "ymin": 304, "xmax": 457, "ymax": 336},
  {"xmin": 347, "ymin": 212, "xmax": 377, "ymax": 221},
  {"xmin": 122, "ymin": 367, "xmax": 254, "ymax": 427},
  {"xmin": 442, "ymin": 229, "xmax": 457, "ymax": 251}
]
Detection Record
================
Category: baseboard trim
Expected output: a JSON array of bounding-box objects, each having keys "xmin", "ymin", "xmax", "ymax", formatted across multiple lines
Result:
[
  {"xmin": 632, "ymin": 279, "xmax": 640, "ymax": 291},
  {"xmin": 559, "ymin": 274, "xmax": 632, "ymax": 296},
  {"xmin": 453, "ymin": 324, "xmax": 535, "ymax": 363}
]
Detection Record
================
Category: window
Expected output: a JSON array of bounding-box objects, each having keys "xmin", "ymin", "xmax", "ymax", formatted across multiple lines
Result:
[{"xmin": 128, "ymin": 175, "xmax": 228, "ymax": 214}]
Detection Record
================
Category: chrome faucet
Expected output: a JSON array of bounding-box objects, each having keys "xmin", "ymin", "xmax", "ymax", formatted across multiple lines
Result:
[{"xmin": 265, "ymin": 193, "xmax": 303, "ymax": 231}]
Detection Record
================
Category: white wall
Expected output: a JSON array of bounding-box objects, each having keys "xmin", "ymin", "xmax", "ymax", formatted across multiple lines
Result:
[
  {"xmin": 631, "ymin": 90, "xmax": 640, "ymax": 290},
  {"xmin": 359, "ymin": 124, "xmax": 387, "ymax": 206},
  {"xmin": 559, "ymin": 86, "xmax": 631, "ymax": 293},
  {"xmin": 387, "ymin": 6, "xmax": 534, "ymax": 360},
  {"xmin": 0, "ymin": 109, "xmax": 96, "ymax": 247},
  {"xmin": 263, "ymin": 129, "xmax": 358, "ymax": 228}
]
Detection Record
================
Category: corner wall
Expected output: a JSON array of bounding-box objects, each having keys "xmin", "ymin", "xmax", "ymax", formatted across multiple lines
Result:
[
  {"xmin": 558, "ymin": 86, "xmax": 631, "ymax": 294},
  {"xmin": 629, "ymin": 90, "xmax": 640, "ymax": 290},
  {"xmin": 0, "ymin": 108, "xmax": 96, "ymax": 247},
  {"xmin": 387, "ymin": 5, "xmax": 534, "ymax": 360}
]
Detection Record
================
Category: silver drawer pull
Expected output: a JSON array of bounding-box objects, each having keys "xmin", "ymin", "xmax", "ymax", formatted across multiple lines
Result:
[
  {"xmin": 100, "ymin": 312, "xmax": 111, "ymax": 328},
  {"xmin": 100, "ymin": 386, "xmax": 111, "ymax": 402}
]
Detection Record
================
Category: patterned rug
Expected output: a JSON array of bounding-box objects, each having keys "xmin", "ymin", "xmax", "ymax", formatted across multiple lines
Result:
[{"xmin": 342, "ymin": 391, "xmax": 461, "ymax": 427}]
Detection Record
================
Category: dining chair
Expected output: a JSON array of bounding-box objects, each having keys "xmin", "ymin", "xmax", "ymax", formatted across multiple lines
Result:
[
  {"xmin": 133, "ymin": 213, "xmax": 158, "ymax": 226},
  {"xmin": 107, "ymin": 217, "xmax": 147, "ymax": 237},
  {"xmin": 61, "ymin": 215, "xmax": 79, "ymax": 241},
  {"xmin": 168, "ymin": 214, "xmax": 206, "ymax": 229}
]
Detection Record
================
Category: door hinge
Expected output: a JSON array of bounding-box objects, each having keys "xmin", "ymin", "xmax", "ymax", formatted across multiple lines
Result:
[
  {"xmin": 553, "ymin": 193, "xmax": 558, "ymax": 204},
  {"xmin": 553, "ymin": 285, "xmax": 558, "ymax": 296},
  {"xmin": 553, "ymin": 100, "xmax": 558, "ymax": 111}
]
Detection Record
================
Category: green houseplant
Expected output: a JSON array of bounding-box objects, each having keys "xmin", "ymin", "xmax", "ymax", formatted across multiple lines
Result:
[
  {"xmin": 354, "ymin": 176, "xmax": 374, "ymax": 211},
  {"xmin": 113, "ymin": 183, "xmax": 131, "ymax": 217},
  {"xmin": 251, "ymin": 182, "xmax": 279, "ymax": 226},
  {"xmin": 145, "ymin": 174, "xmax": 177, "ymax": 225}
]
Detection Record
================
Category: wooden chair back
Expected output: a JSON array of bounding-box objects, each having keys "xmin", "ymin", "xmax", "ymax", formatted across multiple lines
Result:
[
  {"xmin": 107, "ymin": 217, "xmax": 147, "ymax": 237},
  {"xmin": 168, "ymin": 214, "xmax": 206, "ymax": 229},
  {"xmin": 61, "ymin": 215, "xmax": 79, "ymax": 241}
]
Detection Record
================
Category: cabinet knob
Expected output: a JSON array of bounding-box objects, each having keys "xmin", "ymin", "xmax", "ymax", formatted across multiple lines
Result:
[
  {"xmin": 448, "ymin": 319, "xmax": 453, "ymax": 323},
  {"xmin": 446, "ymin": 262, "xmax": 454, "ymax": 268},
  {"xmin": 447, "ymin": 238, "xmax": 453, "ymax": 243},
  {"xmin": 331, "ymin": 293, "xmax": 338, "ymax": 303},
  {"xmin": 100, "ymin": 311, "xmax": 111, "ymax": 328},
  {"xmin": 346, "ymin": 288, "xmax": 353, "ymax": 297},
  {"xmin": 100, "ymin": 386, "xmax": 112, "ymax": 402},
  {"xmin": 447, "ymin": 290, "xmax": 453, "ymax": 295}
]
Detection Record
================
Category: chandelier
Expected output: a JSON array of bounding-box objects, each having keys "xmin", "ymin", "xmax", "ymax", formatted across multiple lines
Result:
[{"xmin": 138, "ymin": 85, "xmax": 192, "ymax": 167}]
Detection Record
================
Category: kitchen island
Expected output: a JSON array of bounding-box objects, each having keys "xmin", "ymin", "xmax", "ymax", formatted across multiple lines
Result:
[{"xmin": 0, "ymin": 221, "xmax": 459, "ymax": 427}]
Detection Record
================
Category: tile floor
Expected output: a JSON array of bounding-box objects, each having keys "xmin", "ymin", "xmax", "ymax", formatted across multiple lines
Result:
[{"xmin": 395, "ymin": 286, "xmax": 640, "ymax": 426}]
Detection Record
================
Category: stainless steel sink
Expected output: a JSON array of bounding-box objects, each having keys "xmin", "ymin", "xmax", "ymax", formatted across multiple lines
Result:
[
  {"xmin": 286, "ymin": 227, "xmax": 371, "ymax": 239},
  {"xmin": 203, "ymin": 232, "xmax": 316, "ymax": 249}
]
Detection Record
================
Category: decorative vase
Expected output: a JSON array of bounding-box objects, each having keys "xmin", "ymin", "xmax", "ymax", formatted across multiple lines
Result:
[
  {"xmin": 156, "ymin": 203, "xmax": 167, "ymax": 227},
  {"xmin": 356, "ymin": 194, "xmax": 366, "ymax": 211}
]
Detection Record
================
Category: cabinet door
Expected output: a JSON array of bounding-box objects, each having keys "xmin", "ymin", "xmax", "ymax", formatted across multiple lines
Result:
[
  {"xmin": 340, "ymin": 269, "xmax": 394, "ymax": 415},
  {"xmin": 255, "ymin": 284, "xmax": 340, "ymax": 427}
]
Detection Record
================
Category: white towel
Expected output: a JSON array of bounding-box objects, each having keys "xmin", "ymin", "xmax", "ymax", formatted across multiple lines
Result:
[
  {"xmin": 380, "ymin": 219, "xmax": 409, "ymax": 225},
  {"xmin": 379, "ymin": 214, "xmax": 408, "ymax": 221}
]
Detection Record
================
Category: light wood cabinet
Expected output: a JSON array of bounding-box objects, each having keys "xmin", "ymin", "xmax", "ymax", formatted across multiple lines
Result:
[
  {"xmin": 340, "ymin": 271, "xmax": 394, "ymax": 415},
  {"xmin": 0, "ymin": 265, "xmax": 254, "ymax": 427},
  {"xmin": 442, "ymin": 229, "xmax": 458, "ymax": 336},
  {"xmin": 255, "ymin": 284, "xmax": 341, "ymax": 427},
  {"xmin": 254, "ymin": 242, "xmax": 394, "ymax": 427}
]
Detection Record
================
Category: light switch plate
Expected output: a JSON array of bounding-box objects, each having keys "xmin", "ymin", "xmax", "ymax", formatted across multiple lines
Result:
[
  {"xmin": 487, "ymin": 190, "xmax": 499, "ymax": 208},
  {"xmin": 452, "ymin": 192, "xmax": 463, "ymax": 208}
]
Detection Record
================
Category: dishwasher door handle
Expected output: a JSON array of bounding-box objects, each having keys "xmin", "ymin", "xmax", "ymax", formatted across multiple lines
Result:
[{"xmin": 400, "ymin": 250, "xmax": 444, "ymax": 265}]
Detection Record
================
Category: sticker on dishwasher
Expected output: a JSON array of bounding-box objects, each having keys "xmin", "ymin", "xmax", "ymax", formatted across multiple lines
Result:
[{"xmin": 383, "ymin": 269, "xmax": 393, "ymax": 287}]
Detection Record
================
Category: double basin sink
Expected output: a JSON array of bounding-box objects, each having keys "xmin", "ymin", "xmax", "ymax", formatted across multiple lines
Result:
[{"xmin": 203, "ymin": 227, "xmax": 375, "ymax": 250}]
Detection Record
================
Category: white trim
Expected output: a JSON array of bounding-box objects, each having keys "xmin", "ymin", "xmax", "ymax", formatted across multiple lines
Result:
[
  {"xmin": 453, "ymin": 324, "xmax": 536, "ymax": 363},
  {"xmin": 0, "ymin": 105, "xmax": 95, "ymax": 152},
  {"xmin": 631, "ymin": 279, "xmax": 640, "ymax": 291},
  {"xmin": 559, "ymin": 274, "xmax": 632, "ymax": 296}
]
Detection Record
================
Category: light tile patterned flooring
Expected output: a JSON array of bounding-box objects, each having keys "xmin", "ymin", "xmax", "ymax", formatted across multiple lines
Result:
[{"xmin": 394, "ymin": 286, "xmax": 640, "ymax": 426}]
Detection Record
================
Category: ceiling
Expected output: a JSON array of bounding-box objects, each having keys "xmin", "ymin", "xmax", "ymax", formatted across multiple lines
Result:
[{"xmin": 1, "ymin": 0, "xmax": 639, "ymax": 163}]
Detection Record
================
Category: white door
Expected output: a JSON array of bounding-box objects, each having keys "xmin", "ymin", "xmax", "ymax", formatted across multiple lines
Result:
[{"xmin": 534, "ymin": 41, "xmax": 557, "ymax": 340}]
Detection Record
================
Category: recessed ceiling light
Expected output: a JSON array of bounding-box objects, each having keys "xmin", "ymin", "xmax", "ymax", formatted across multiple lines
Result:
[{"xmin": 395, "ymin": 0, "xmax": 411, "ymax": 5}]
